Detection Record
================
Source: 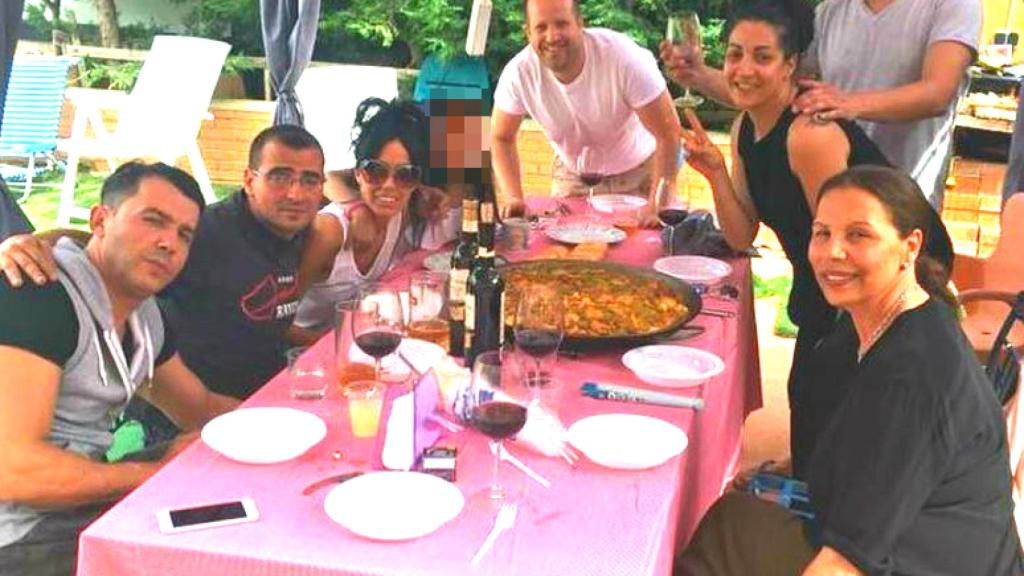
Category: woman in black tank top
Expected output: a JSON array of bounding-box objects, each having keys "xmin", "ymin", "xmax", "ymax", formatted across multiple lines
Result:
[{"xmin": 672, "ymin": 0, "xmax": 894, "ymax": 479}]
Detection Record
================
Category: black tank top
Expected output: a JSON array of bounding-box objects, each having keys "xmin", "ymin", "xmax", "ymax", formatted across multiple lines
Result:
[{"xmin": 738, "ymin": 108, "xmax": 890, "ymax": 337}]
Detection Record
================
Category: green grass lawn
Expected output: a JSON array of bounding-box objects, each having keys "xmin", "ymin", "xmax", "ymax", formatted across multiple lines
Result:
[
  {"xmin": 15, "ymin": 168, "xmax": 236, "ymax": 232},
  {"xmin": 753, "ymin": 272, "xmax": 797, "ymax": 338}
]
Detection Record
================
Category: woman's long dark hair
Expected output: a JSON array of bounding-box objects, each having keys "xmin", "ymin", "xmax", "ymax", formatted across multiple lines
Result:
[
  {"xmin": 817, "ymin": 166, "xmax": 957, "ymax": 309},
  {"xmin": 725, "ymin": 0, "xmax": 816, "ymax": 59},
  {"xmin": 346, "ymin": 97, "xmax": 431, "ymax": 248}
]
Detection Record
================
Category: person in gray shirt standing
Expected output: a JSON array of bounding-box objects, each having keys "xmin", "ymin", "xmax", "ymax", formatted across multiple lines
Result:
[{"xmin": 662, "ymin": 0, "xmax": 980, "ymax": 209}]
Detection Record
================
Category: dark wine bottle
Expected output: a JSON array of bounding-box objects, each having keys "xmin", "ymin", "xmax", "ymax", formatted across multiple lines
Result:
[
  {"xmin": 448, "ymin": 195, "xmax": 479, "ymax": 357},
  {"xmin": 465, "ymin": 183, "xmax": 505, "ymax": 366}
]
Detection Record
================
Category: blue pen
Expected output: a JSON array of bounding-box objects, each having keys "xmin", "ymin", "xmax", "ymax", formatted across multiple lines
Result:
[{"xmin": 581, "ymin": 382, "xmax": 705, "ymax": 411}]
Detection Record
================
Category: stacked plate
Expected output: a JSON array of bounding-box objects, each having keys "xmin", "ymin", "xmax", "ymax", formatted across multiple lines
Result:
[
  {"xmin": 324, "ymin": 471, "xmax": 465, "ymax": 540},
  {"xmin": 201, "ymin": 407, "xmax": 327, "ymax": 464},
  {"xmin": 653, "ymin": 255, "xmax": 732, "ymax": 287},
  {"xmin": 622, "ymin": 345, "xmax": 725, "ymax": 388},
  {"xmin": 567, "ymin": 414, "xmax": 688, "ymax": 469}
]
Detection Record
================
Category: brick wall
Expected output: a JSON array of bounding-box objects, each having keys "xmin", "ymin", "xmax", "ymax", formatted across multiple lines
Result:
[
  {"xmin": 58, "ymin": 90, "xmax": 274, "ymax": 186},
  {"xmin": 56, "ymin": 94, "xmax": 1003, "ymax": 258},
  {"xmin": 941, "ymin": 158, "xmax": 1005, "ymax": 257},
  {"xmin": 515, "ymin": 119, "xmax": 730, "ymax": 213}
]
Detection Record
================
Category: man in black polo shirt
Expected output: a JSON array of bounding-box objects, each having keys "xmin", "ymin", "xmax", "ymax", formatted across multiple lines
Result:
[{"xmin": 0, "ymin": 125, "xmax": 325, "ymax": 418}]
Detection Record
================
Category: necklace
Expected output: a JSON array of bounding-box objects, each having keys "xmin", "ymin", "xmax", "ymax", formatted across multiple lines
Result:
[{"xmin": 857, "ymin": 290, "xmax": 908, "ymax": 363}]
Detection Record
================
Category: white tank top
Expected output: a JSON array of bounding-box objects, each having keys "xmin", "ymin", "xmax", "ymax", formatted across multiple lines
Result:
[{"xmin": 293, "ymin": 202, "xmax": 403, "ymax": 330}]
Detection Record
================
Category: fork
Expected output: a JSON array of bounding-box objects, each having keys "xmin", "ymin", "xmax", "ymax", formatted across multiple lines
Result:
[
  {"xmin": 470, "ymin": 503, "xmax": 518, "ymax": 567},
  {"xmin": 495, "ymin": 444, "xmax": 550, "ymax": 488}
]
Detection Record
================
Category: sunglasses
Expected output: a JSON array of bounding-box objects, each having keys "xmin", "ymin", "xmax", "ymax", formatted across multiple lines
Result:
[{"xmin": 358, "ymin": 159, "xmax": 423, "ymax": 189}]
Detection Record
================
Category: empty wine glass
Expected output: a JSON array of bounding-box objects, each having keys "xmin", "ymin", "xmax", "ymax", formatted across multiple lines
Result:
[
  {"xmin": 351, "ymin": 284, "xmax": 404, "ymax": 380},
  {"xmin": 656, "ymin": 177, "xmax": 690, "ymax": 256},
  {"xmin": 666, "ymin": 11, "xmax": 705, "ymax": 109},
  {"xmin": 513, "ymin": 285, "xmax": 563, "ymax": 409},
  {"xmin": 468, "ymin": 351, "xmax": 528, "ymax": 501}
]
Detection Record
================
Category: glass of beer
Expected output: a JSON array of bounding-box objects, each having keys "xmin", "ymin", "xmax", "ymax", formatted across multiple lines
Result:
[
  {"xmin": 335, "ymin": 299, "xmax": 376, "ymax": 392},
  {"xmin": 407, "ymin": 271, "xmax": 451, "ymax": 351}
]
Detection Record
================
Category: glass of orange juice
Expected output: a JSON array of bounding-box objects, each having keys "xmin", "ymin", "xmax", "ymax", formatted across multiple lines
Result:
[{"xmin": 345, "ymin": 380, "xmax": 385, "ymax": 438}]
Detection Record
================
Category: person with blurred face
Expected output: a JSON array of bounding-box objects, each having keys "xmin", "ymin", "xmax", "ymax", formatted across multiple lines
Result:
[
  {"xmin": 491, "ymin": 0, "xmax": 681, "ymax": 224},
  {"xmin": 291, "ymin": 98, "xmax": 444, "ymax": 336},
  {"xmin": 0, "ymin": 162, "xmax": 238, "ymax": 576}
]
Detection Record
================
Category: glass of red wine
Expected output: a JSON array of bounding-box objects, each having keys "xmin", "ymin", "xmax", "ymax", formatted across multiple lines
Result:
[
  {"xmin": 468, "ymin": 351, "xmax": 528, "ymax": 501},
  {"xmin": 351, "ymin": 284, "xmax": 405, "ymax": 380},
  {"xmin": 513, "ymin": 285, "xmax": 564, "ymax": 410},
  {"xmin": 656, "ymin": 177, "xmax": 690, "ymax": 255}
]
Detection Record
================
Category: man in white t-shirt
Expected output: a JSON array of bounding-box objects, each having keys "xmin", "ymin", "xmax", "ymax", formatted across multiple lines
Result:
[{"xmin": 492, "ymin": 0, "xmax": 681, "ymax": 222}]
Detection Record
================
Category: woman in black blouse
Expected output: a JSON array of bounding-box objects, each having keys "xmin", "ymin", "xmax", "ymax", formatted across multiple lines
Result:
[
  {"xmin": 672, "ymin": 0, "xmax": 891, "ymax": 478},
  {"xmin": 678, "ymin": 166, "xmax": 1021, "ymax": 575}
]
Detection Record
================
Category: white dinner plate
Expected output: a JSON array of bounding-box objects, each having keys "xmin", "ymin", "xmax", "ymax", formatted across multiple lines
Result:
[
  {"xmin": 622, "ymin": 345, "xmax": 725, "ymax": 388},
  {"xmin": 567, "ymin": 414, "xmax": 688, "ymax": 470},
  {"xmin": 653, "ymin": 256, "xmax": 733, "ymax": 286},
  {"xmin": 349, "ymin": 337, "xmax": 447, "ymax": 379},
  {"xmin": 545, "ymin": 222, "xmax": 626, "ymax": 245},
  {"xmin": 201, "ymin": 407, "xmax": 327, "ymax": 464},
  {"xmin": 324, "ymin": 471, "xmax": 465, "ymax": 540},
  {"xmin": 587, "ymin": 194, "xmax": 648, "ymax": 214}
]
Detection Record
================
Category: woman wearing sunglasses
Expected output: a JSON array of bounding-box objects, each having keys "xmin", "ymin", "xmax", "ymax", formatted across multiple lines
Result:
[{"xmin": 291, "ymin": 98, "xmax": 451, "ymax": 335}]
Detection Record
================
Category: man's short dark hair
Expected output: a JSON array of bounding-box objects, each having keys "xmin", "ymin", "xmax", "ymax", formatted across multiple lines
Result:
[
  {"xmin": 248, "ymin": 124, "xmax": 324, "ymax": 170},
  {"xmin": 101, "ymin": 161, "xmax": 206, "ymax": 212}
]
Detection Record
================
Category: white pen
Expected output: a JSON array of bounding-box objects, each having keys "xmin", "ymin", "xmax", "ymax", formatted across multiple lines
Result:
[{"xmin": 580, "ymin": 382, "xmax": 705, "ymax": 410}]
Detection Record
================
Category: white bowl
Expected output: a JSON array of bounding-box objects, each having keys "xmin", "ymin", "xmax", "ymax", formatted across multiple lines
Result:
[
  {"xmin": 622, "ymin": 345, "xmax": 725, "ymax": 388},
  {"xmin": 653, "ymin": 256, "xmax": 733, "ymax": 287},
  {"xmin": 587, "ymin": 194, "xmax": 648, "ymax": 214}
]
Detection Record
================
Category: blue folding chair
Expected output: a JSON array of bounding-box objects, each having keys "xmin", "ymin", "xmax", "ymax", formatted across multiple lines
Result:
[{"xmin": 0, "ymin": 56, "xmax": 77, "ymax": 202}]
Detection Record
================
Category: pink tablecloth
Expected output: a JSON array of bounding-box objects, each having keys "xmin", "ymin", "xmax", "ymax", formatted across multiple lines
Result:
[{"xmin": 77, "ymin": 204, "xmax": 761, "ymax": 576}]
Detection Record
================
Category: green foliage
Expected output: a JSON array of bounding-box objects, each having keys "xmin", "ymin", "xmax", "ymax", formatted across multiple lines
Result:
[
  {"xmin": 172, "ymin": 0, "xmax": 264, "ymax": 56},
  {"xmin": 325, "ymin": 0, "xmax": 733, "ymax": 78},
  {"xmin": 78, "ymin": 56, "xmax": 142, "ymax": 90}
]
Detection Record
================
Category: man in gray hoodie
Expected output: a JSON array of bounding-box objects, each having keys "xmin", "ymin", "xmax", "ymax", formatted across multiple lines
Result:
[{"xmin": 0, "ymin": 161, "xmax": 238, "ymax": 575}]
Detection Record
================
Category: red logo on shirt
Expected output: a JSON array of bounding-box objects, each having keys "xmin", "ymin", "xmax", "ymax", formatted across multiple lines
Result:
[{"xmin": 240, "ymin": 275, "xmax": 298, "ymax": 321}]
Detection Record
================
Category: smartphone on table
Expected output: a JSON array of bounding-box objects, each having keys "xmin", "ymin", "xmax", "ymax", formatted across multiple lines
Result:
[{"xmin": 156, "ymin": 498, "xmax": 259, "ymax": 534}]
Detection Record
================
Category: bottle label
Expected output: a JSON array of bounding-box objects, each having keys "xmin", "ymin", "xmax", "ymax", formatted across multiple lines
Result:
[
  {"xmin": 477, "ymin": 247, "xmax": 496, "ymax": 259},
  {"xmin": 448, "ymin": 269, "xmax": 468, "ymax": 304},
  {"xmin": 465, "ymin": 293, "xmax": 476, "ymax": 332},
  {"xmin": 461, "ymin": 200, "xmax": 478, "ymax": 233},
  {"xmin": 479, "ymin": 202, "xmax": 495, "ymax": 224},
  {"xmin": 498, "ymin": 291, "xmax": 506, "ymax": 346}
]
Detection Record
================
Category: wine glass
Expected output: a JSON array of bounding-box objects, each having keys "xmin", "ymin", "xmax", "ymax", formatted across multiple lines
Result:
[
  {"xmin": 656, "ymin": 176, "xmax": 690, "ymax": 256},
  {"xmin": 513, "ymin": 285, "xmax": 564, "ymax": 409},
  {"xmin": 666, "ymin": 11, "xmax": 705, "ymax": 109},
  {"xmin": 468, "ymin": 351, "xmax": 528, "ymax": 502},
  {"xmin": 351, "ymin": 284, "xmax": 405, "ymax": 380},
  {"xmin": 578, "ymin": 146, "xmax": 604, "ymax": 221}
]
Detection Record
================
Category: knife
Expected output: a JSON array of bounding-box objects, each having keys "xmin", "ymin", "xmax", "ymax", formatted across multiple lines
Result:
[{"xmin": 301, "ymin": 471, "xmax": 363, "ymax": 496}]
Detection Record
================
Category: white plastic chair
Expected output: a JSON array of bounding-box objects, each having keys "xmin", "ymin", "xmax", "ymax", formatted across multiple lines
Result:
[
  {"xmin": 295, "ymin": 64, "xmax": 399, "ymax": 173},
  {"xmin": 56, "ymin": 36, "xmax": 230, "ymax": 225}
]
